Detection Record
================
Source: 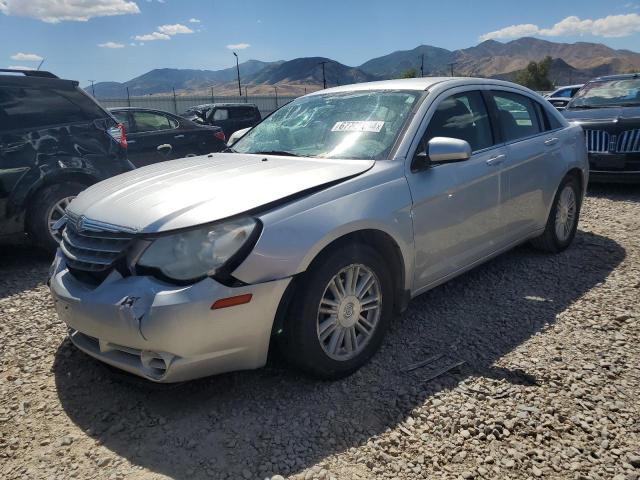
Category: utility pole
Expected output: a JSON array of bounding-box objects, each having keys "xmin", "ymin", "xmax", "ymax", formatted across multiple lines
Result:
[
  {"xmin": 233, "ymin": 52, "xmax": 242, "ymax": 96},
  {"xmin": 273, "ymin": 85, "xmax": 278, "ymax": 108},
  {"xmin": 126, "ymin": 86, "xmax": 131, "ymax": 107},
  {"xmin": 211, "ymin": 86, "xmax": 214, "ymax": 103},
  {"xmin": 318, "ymin": 61, "xmax": 328, "ymax": 89},
  {"xmin": 420, "ymin": 54, "xmax": 424, "ymax": 77},
  {"xmin": 244, "ymin": 85, "xmax": 248, "ymax": 102},
  {"xmin": 447, "ymin": 62, "xmax": 457, "ymax": 77},
  {"xmin": 172, "ymin": 87, "xmax": 177, "ymax": 114},
  {"xmin": 88, "ymin": 80, "xmax": 95, "ymax": 97}
]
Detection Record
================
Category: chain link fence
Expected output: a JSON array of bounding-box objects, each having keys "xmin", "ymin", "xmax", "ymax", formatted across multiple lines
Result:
[{"xmin": 96, "ymin": 94, "xmax": 300, "ymax": 117}]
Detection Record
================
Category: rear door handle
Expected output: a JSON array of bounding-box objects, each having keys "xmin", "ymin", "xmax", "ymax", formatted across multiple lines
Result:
[
  {"xmin": 486, "ymin": 154, "xmax": 505, "ymax": 166},
  {"xmin": 544, "ymin": 137, "xmax": 559, "ymax": 146},
  {"xmin": 174, "ymin": 134, "xmax": 185, "ymax": 139}
]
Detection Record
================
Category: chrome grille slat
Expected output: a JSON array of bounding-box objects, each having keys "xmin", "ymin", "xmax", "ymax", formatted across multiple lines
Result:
[
  {"xmin": 585, "ymin": 129, "xmax": 610, "ymax": 153},
  {"xmin": 617, "ymin": 128, "xmax": 640, "ymax": 153},
  {"xmin": 60, "ymin": 215, "xmax": 134, "ymax": 272}
]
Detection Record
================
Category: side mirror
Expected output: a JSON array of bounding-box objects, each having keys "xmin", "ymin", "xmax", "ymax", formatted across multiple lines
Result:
[{"xmin": 414, "ymin": 137, "xmax": 472, "ymax": 169}]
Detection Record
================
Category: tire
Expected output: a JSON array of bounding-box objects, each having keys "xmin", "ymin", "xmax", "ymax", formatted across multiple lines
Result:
[
  {"xmin": 28, "ymin": 182, "xmax": 86, "ymax": 253},
  {"xmin": 277, "ymin": 243, "xmax": 394, "ymax": 379},
  {"xmin": 530, "ymin": 175, "xmax": 581, "ymax": 253}
]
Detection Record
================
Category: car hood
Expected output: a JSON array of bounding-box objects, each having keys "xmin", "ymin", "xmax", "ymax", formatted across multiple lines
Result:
[
  {"xmin": 68, "ymin": 153, "xmax": 374, "ymax": 233},
  {"xmin": 562, "ymin": 105, "xmax": 640, "ymax": 123}
]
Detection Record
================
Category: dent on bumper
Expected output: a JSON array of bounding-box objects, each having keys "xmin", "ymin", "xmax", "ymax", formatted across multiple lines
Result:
[{"xmin": 49, "ymin": 254, "xmax": 291, "ymax": 382}]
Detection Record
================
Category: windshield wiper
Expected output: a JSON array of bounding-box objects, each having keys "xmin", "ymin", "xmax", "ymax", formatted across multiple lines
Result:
[
  {"xmin": 251, "ymin": 150, "xmax": 302, "ymax": 157},
  {"xmin": 222, "ymin": 147, "xmax": 236, "ymax": 153}
]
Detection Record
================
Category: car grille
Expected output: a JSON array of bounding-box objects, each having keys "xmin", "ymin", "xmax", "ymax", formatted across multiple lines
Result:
[
  {"xmin": 585, "ymin": 129, "xmax": 640, "ymax": 154},
  {"xmin": 617, "ymin": 129, "xmax": 640, "ymax": 153},
  {"xmin": 60, "ymin": 212, "xmax": 135, "ymax": 272},
  {"xmin": 585, "ymin": 129, "xmax": 610, "ymax": 153}
]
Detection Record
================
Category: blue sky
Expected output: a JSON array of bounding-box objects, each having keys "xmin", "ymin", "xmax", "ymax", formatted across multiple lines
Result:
[{"xmin": 2, "ymin": 0, "xmax": 640, "ymax": 85}]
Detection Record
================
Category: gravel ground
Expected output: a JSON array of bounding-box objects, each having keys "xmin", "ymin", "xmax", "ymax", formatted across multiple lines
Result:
[{"xmin": 1, "ymin": 185, "xmax": 639, "ymax": 480}]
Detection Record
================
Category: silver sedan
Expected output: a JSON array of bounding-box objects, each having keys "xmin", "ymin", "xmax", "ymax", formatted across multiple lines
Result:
[{"xmin": 49, "ymin": 77, "xmax": 588, "ymax": 382}]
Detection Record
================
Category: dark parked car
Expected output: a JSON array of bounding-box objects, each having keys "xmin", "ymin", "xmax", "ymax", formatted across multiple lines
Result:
[
  {"xmin": 180, "ymin": 103, "xmax": 261, "ymax": 138},
  {"xmin": 109, "ymin": 107, "xmax": 227, "ymax": 167},
  {"xmin": 0, "ymin": 69, "xmax": 132, "ymax": 252},
  {"xmin": 562, "ymin": 74, "xmax": 640, "ymax": 182}
]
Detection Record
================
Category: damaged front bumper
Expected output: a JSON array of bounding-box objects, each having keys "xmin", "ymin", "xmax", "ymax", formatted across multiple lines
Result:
[{"xmin": 49, "ymin": 252, "xmax": 291, "ymax": 382}]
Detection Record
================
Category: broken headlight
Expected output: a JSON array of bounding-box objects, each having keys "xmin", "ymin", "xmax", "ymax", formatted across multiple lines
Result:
[{"xmin": 137, "ymin": 217, "xmax": 259, "ymax": 282}]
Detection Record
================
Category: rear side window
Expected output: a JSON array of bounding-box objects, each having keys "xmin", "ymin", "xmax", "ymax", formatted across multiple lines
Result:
[
  {"xmin": 554, "ymin": 88, "xmax": 572, "ymax": 98},
  {"xmin": 422, "ymin": 91, "xmax": 494, "ymax": 152},
  {"xmin": 490, "ymin": 91, "xmax": 542, "ymax": 142},
  {"xmin": 131, "ymin": 111, "xmax": 177, "ymax": 132},
  {"xmin": 534, "ymin": 102, "xmax": 563, "ymax": 131},
  {"xmin": 212, "ymin": 108, "xmax": 229, "ymax": 121},
  {"xmin": 0, "ymin": 86, "xmax": 106, "ymax": 131}
]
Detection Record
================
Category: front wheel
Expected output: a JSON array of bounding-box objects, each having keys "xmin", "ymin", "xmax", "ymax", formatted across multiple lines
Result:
[
  {"xmin": 277, "ymin": 243, "xmax": 394, "ymax": 379},
  {"xmin": 530, "ymin": 175, "xmax": 581, "ymax": 253}
]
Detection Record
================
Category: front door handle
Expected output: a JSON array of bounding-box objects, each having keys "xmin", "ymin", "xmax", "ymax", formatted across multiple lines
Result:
[
  {"xmin": 174, "ymin": 134, "xmax": 185, "ymax": 139},
  {"xmin": 127, "ymin": 139, "xmax": 136, "ymax": 144},
  {"xmin": 486, "ymin": 154, "xmax": 505, "ymax": 166},
  {"xmin": 157, "ymin": 143, "xmax": 172, "ymax": 153},
  {"xmin": 544, "ymin": 137, "xmax": 559, "ymax": 146}
]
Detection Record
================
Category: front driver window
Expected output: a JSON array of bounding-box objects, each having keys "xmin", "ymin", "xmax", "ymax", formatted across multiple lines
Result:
[{"xmin": 421, "ymin": 91, "xmax": 494, "ymax": 153}]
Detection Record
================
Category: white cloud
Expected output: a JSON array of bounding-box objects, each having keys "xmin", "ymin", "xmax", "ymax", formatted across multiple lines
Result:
[
  {"xmin": 134, "ymin": 32, "xmax": 170, "ymax": 41},
  {"xmin": 226, "ymin": 43, "xmax": 250, "ymax": 50},
  {"xmin": 157, "ymin": 23, "xmax": 193, "ymax": 35},
  {"xmin": 7, "ymin": 65, "xmax": 35, "ymax": 70},
  {"xmin": 0, "ymin": 0, "xmax": 140, "ymax": 23},
  {"xmin": 189, "ymin": 17, "xmax": 200, "ymax": 23},
  {"xmin": 98, "ymin": 41, "xmax": 125, "ymax": 48},
  {"xmin": 10, "ymin": 52, "xmax": 43, "ymax": 61},
  {"xmin": 480, "ymin": 13, "xmax": 640, "ymax": 41}
]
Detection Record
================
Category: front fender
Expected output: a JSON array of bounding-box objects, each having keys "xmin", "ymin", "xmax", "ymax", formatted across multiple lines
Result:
[{"xmin": 232, "ymin": 162, "xmax": 415, "ymax": 292}]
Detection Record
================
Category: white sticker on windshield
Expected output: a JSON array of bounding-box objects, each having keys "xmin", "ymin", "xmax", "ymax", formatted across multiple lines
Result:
[{"xmin": 331, "ymin": 121, "xmax": 384, "ymax": 133}]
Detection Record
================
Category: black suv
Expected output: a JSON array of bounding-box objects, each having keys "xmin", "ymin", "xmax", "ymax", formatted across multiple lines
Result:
[
  {"xmin": 562, "ymin": 74, "xmax": 640, "ymax": 182},
  {"xmin": 0, "ymin": 69, "xmax": 132, "ymax": 252},
  {"xmin": 181, "ymin": 103, "xmax": 261, "ymax": 138}
]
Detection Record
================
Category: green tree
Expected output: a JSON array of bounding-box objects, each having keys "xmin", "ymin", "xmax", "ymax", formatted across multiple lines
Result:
[
  {"xmin": 400, "ymin": 68, "xmax": 418, "ymax": 79},
  {"xmin": 514, "ymin": 56, "xmax": 554, "ymax": 90}
]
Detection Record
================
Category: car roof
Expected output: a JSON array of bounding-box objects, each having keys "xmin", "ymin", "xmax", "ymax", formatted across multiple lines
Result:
[
  {"xmin": 0, "ymin": 68, "xmax": 79, "ymax": 89},
  {"xmin": 306, "ymin": 77, "xmax": 537, "ymax": 95},
  {"xmin": 591, "ymin": 73, "xmax": 640, "ymax": 82},
  {"xmin": 553, "ymin": 84, "xmax": 584, "ymax": 90},
  {"xmin": 109, "ymin": 107, "xmax": 175, "ymax": 114}
]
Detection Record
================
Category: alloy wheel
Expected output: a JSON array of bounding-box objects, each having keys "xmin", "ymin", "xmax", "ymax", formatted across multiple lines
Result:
[
  {"xmin": 554, "ymin": 185, "xmax": 577, "ymax": 242},
  {"xmin": 316, "ymin": 263, "xmax": 382, "ymax": 361}
]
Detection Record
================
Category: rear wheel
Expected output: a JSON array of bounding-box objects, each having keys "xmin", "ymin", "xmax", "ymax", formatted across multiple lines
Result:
[
  {"xmin": 530, "ymin": 175, "xmax": 581, "ymax": 253},
  {"xmin": 277, "ymin": 243, "xmax": 394, "ymax": 379},
  {"xmin": 28, "ymin": 182, "xmax": 86, "ymax": 253}
]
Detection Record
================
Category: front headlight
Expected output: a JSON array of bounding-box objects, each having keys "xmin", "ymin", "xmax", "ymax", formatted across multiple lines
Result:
[{"xmin": 137, "ymin": 217, "xmax": 259, "ymax": 282}]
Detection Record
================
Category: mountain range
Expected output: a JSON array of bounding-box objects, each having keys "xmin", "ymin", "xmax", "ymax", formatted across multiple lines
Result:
[{"xmin": 89, "ymin": 37, "xmax": 640, "ymax": 97}]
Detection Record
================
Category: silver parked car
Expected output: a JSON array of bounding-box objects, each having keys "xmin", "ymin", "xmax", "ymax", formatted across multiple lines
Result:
[{"xmin": 49, "ymin": 78, "xmax": 588, "ymax": 382}]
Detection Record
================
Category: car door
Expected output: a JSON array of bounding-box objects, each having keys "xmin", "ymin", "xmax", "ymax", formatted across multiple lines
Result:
[
  {"xmin": 127, "ymin": 110, "xmax": 181, "ymax": 167},
  {"xmin": 406, "ymin": 89, "xmax": 507, "ymax": 292},
  {"xmin": 486, "ymin": 89, "xmax": 557, "ymax": 242}
]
